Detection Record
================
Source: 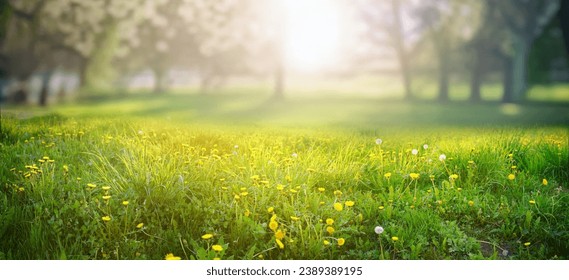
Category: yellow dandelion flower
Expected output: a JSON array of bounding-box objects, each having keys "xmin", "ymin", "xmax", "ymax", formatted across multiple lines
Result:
[
  {"xmin": 345, "ymin": 201, "xmax": 355, "ymax": 207},
  {"xmin": 234, "ymin": 194, "xmax": 240, "ymax": 200},
  {"xmin": 267, "ymin": 207, "xmax": 274, "ymax": 213},
  {"xmin": 468, "ymin": 201, "xmax": 474, "ymax": 207},
  {"xmin": 524, "ymin": 242, "xmax": 531, "ymax": 247},
  {"xmin": 290, "ymin": 189, "xmax": 297, "ymax": 193},
  {"xmin": 410, "ymin": 173, "xmax": 420, "ymax": 180},
  {"xmin": 450, "ymin": 174, "xmax": 459, "ymax": 180},
  {"xmin": 250, "ymin": 175, "xmax": 260, "ymax": 180},
  {"xmin": 136, "ymin": 223, "xmax": 144, "ymax": 229},
  {"xmin": 290, "ymin": 216, "xmax": 300, "ymax": 221},
  {"xmin": 337, "ymin": 238, "xmax": 345, "ymax": 246},
  {"xmin": 508, "ymin": 174, "xmax": 515, "ymax": 180},
  {"xmin": 122, "ymin": 201, "xmax": 129, "ymax": 206},
  {"xmin": 511, "ymin": 166, "xmax": 517, "ymax": 170},
  {"xmin": 270, "ymin": 214, "xmax": 277, "ymax": 221},
  {"xmin": 384, "ymin": 173, "xmax": 392, "ymax": 179},
  {"xmin": 319, "ymin": 201, "xmax": 325, "ymax": 205},
  {"xmin": 318, "ymin": 187, "xmax": 325, "ymax": 192},
  {"xmin": 244, "ymin": 209, "xmax": 251, "ymax": 217},
  {"xmin": 391, "ymin": 236, "xmax": 399, "ymax": 241},
  {"xmin": 326, "ymin": 226, "xmax": 335, "ymax": 235},
  {"xmin": 529, "ymin": 200, "xmax": 536, "ymax": 205},
  {"xmin": 87, "ymin": 183, "xmax": 96, "ymax": 188},
  {"xmin": 240, "ymin": 192, "xmax": 248, "ymax": 196},
  {"xmin": 102, "ymin": 186, "xmax": 111, "ymax": 191},
  {"xmin": 275, "ymin": 230, "xmax": 285, "ymax": 240},
  {"xmin": 275, "ymin": 239, "xmax": 284, "ymax": 249},
  {"xmin": 429, "ymin": 175, "xmax": 435, "ymax": 181},
  {"xmin": 202, "ymin": 234, "xmax": 214, "ymax": 240},
  {"xmin": 63, "ymin": 165, "xmax": 69, "ymax": 173},
  {"xmin": 269, "ymin": 220, "xmax": 278, "ymax": 232},
  {"xmin": 102, "ymin": 216, "xmax": 111, "ymax": 222},
  {"xmin": 542, "ymin": 178, "xmax": 548, "ymax": 186},
  {"xmin": 334, "ymin": 190, "xmax": 342, "ymax": 196},
  {"xmin": 276, "ymin": 184, "xmax": 285, "ymax": 191},
  {"xmin": 323, "ymin": 240, "xmax": 330, "ymax": 245},
  {"xmin": 213, "ymin": 257, "xmax": 221, "ymax": 260},
  {"xmin": 18, "ymin": 187, "xmax": 25, "ymax": 192},
  {"xmin": 102, "ymin": 195, "xmax": 111, "ymax": 200},
  {"xmin": 326, "ymin": 218, "xmax": 334, "ymax": 225},
  {"xmin": 212, "ymin": 245, "xmax": 223, "ymax": 252},
  {"xmin": 379, "ymin": 206, "xmax": 384, "ymax": 210},
  {"xmin": 333, "ymin": 202, "xmax": 343, "ymax": 211},
  {"xmin": 165, "ymin": 253, "xmax": 181, "ymax": 260}
]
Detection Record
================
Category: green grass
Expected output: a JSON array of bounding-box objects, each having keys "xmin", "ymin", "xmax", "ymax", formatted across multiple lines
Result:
[{"xmin": 1, "ymin": 90, "xmax": 568, "ymax": 260}]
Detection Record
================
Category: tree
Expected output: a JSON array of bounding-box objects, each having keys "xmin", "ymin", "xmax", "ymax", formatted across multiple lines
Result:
[{"xmin": 494, "ymin": 0, "xmax": 560, "ymax": 103}]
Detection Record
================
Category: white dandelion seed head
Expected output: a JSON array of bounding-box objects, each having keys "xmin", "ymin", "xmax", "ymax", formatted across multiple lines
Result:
[
  {"xmin": 423, "ymin": 144, "xmax": 428, "ymax": 150},
  {"xmin": 412, "ymin": 149, "xmax": 418, "ymax": 155},
  {"xmin": 291, "ymin": 153, "xmax": 298, "ymax": 158},
  {"xmin": 439, "ymin": 154, "xmax": 446, "ymax": 161},
  {"xmin": 234, "ymin": 145, "xmax": 239, "ymax": 149},
  {"xmin": 138, "ymin": 130, "xmax": 144, "ymax": 135},
  {"xmin": 374, "ymin": 226, "xmax": 384, "ymax": 234},
  {"xmin": 375, "ymin": 138, "xmax": 383, "ymax": 145}
]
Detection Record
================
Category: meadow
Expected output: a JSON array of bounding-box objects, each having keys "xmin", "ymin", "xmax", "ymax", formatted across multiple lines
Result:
[{"xmin": 1, "ymin": 89, "xmax": 568, "ymax": 260}]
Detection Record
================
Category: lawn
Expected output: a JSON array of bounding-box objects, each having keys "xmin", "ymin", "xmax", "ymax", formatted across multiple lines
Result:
[{"xmin": 1, "ymin": 90, "xmax": 568, "ymax": 260}]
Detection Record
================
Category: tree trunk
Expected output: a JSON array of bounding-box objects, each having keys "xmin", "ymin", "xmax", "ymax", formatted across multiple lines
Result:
[
  {"xmin": 469, "ymin": 47, "xmax": 484, "ymax": 102},
  {"xmin": 273, "ymin": 61, "xmax": 284, "ymax": 100},
  {"xmin": 502, "ymin": 57, "xmax": 514, "ymax": 103},
  {"xmin": 511, "ymin": 34, "xmax": 530, "ymax": 103},
  {"xmin": 152, "ymin": 67, "xmax": 167, "ymax": 94},
  {"xmin": 39, "ymin": 71, "xmax": 53, "ymax": 106},
  {"xmin": 391, "ymin": 0, "xmax": 412, "ymax": 100}
]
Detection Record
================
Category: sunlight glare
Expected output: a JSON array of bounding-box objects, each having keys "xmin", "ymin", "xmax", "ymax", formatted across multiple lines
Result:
[{"xmin": 282, "ymin": 0, "xmax": 344, "ymax": 73}]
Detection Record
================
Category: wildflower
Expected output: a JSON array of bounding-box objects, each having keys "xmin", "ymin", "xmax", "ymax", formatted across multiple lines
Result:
[
  {"xmin": 234, "ymin": 194, "xmax": 240, "ymax": 200},
  {"xmin": 275, "ymin": 229, "xmax": 285, "ymax": 240},
  {"xmin": 269, "ymin": 220, "xmax": 278, "ymax": 232},
  {"xmin": 276, "ymin": 239, "xmax": 284, "ymax": 249},
  {"xmin": 319, "ymin": 201, "xmax": 325, "ymax": 205},
  {"xmin": 333, "ymin": 202, "xmax": 343, "ymax": 211},
  {"xmin": 276, "ymin": 184, "xmax": 285, "ymax": 191},
  {"xmin": 291, "ymin": 216, "xmax": 300, "ymax": 221},
  {"xmin": 165, "ymin": 253, "xmax": 181, "ymax": 260},
  {"xmin": 529, "ymin": 200, "xmax": 536, "ymax": 205},
  {"xmin": 250, "ymin": 175, "xmax": 260, "ymax": 180},
  {"xmin": 63, "ymin": 165, "xmax": 69, "ymax": 173},
  {"xmin": 102, "ymin": 195, "xmax": 111, "ymax": 200},
  {"xmin": 378, "ymin": 206, "xmax": 384, "ymax": 210},
  {"xmin": 449, "ymin": 174, "xmax": 459, "ymax": 180},
  {"xmin": 410, "ymin": 173, "xmax": 420, "ymax": 180},
  {"xmin": 87, "ymin": 183, "xmax": 96, "ymax": 188},
  {"xmin": 468, "ymin": 201, "xmax": 474, "ymax": 207},
  {"xmin": 391, "ymin": 236, "xmax": 399, "ymax": 241},
  {"xmin": 122, "ymin": 201, "xmax": 129, "ymax": 206},
  {"xmin": 291, "ymin": 153, "xmax": 298, "ymax": 158},
  {"xmin": 244, "ymin": 209, "xmax": 251, "ymax": 217},
  {"xmin": 423, "ymin": 144, "xmax": 428, "ymax": 150},
  {"xmin": 542, "ymin": 178, "xmax": 548, "ymax": 186},
  {"xmin": 240, "ymin": 191, "xmax": 248, "ymax": 196},
  {"xmin": 511, "ymin": 166, "xmax": 517, "ymax": 170},
  {"xmin": 412, "ymin": 149, "xmax": 418, "ymax": 155},
  {"xmin": 326, "ymin": 226, "xmax": 335, "ymax": 235},
  {"xmin": 468, "ymin": 160, "xmax": 474, "ymax": 164},
  {"xmin": 439, "ymin": 154, "xmax": 446, "ymax": 161},
  {"xmin": 384, "ymin": 173, "xmax": 392, "ymax": 179},
  {"xmin": 345, "ymin": 201, "xmax": 355, "ymax": 207},
  {"xmin": 334, "ymin": 190, "xmax": 342, "ymax": 196},
  {"xmin": 102, "ymin": 216, "xmax": 111, "ymax": 222},
  {"xmin": 136, "ymin": 223, "xmax": 144, "ymax": 229},
  {"xmin": 524, "ymin": 242, "xmax": 531, "ymax": 247},
  {"xmin": 102, "ymin": 186, "xmax": 111, "ymax": 191},
  {"xmin": 18, "ymin": 187, "xmax": 24, "ymax": 192},
  {"xmin": 213, "ymin": 257, "xmax": 221, "ymax": 260},
  {"xmin": 337, "ymin": 238, "xmax": 345, "ymax": 246},
  {"xmin": 375, "ymin": 138, "xmax": 383, "ymax": 145},
  {"xmin": 202, "ymin": 234, "xmax": 214, "ymax": 240},
  {"xmin": 323, "ymin": 240, "xmax": 330, "ymax": 245},
  {"xmin": 508, "ymin": 174, "xmax": 516, "ymax": 180},
  {"xmin": 267, "ymin": 207, "xmax": 274, "ymax": 213},
  {"xmin": 326, "ymin": 218, "xmax": 334, "ymax": 225},
  {"xmin": 429, "ymin": 175, "xmax": 435, "ymax": 181},
  {"xmin": 212, "ymin": 245, "xmax": 223, "ymax": 252},
  {"xmin": 374, "ymin": 226, "xmax": 384, "ymax": 234},
  {"xmin": 318, "ymin": 187, "xmax": 325, "ymax": 192}
]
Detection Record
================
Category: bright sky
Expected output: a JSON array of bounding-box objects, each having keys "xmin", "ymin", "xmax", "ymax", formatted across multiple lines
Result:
[{"xmin": 282, "ymin": 0, "xmax": 346, "ymax": 73}]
